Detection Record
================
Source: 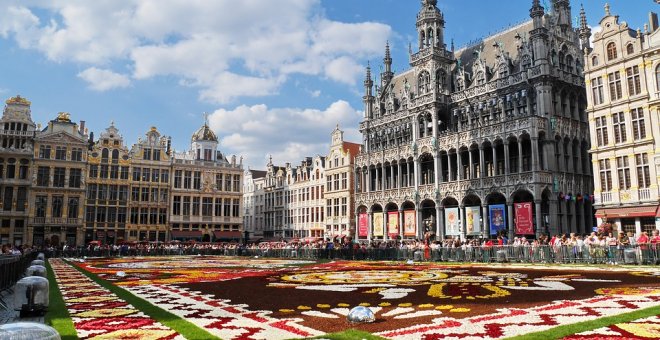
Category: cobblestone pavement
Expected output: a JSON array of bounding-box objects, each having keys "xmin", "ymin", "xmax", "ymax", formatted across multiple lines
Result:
[{"xmin": 0, "ymin": 286, "xmax": 45, "ymax": 325}]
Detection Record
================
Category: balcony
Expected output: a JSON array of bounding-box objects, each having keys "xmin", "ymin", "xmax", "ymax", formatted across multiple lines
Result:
[
  {"xmin": 30, "ymin": 217, "xmax": 82, "ymax": 225},
  {"xmin": 638, "ymin": 188, "xmax": 651, "ymax": 201},
  {"xmin": 600, "ymin": 192, "xmax": 612, "ymax": 203}
]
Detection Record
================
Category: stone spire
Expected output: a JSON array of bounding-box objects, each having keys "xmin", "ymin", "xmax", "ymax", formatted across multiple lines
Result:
[
  {"xmin": 416, "ymin": 0, "xmax": 444, "ymax": 50},
  {"xmin": 530, "ymin": 0, "xmax": 545, "ymax": 19},
  {"xmin": 578, "ymin": 4, "xmax": 592, "ymax": 51},
  {"xmin": 382, "ymin": 41, "xmax": 393, "ymax": 85},
  {"xmin": 604, "ymin": 3, "xmax": 611, "ymax": 16},
  {"xmin": 363, "ymin": 62, "xmax": 374, "ymax": 120}
]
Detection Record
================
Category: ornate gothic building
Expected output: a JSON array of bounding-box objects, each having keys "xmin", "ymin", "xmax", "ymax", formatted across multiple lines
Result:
[{"xmin": 354, "ymin": 0, "xmax": 594, "ymax": 241}]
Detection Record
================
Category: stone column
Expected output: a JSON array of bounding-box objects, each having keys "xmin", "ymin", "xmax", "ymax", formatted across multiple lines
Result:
[
  {"xmin": 492, "ymin": 146, "xmax": 498, "ymax": 176},
  {"xmin": 434, "ymin": 154, "xmax": 440, "ymax": 185},
  {"xmin": 577, "ymin": 200, "xmax": 585, "ymax": 234},
  {"xmin": 531, "ymin": 137, "xmax": 540, "ymax": 171},
  {"xmin": 435, "ymin": 205, "xmax": 442, "ymax": 240},
  {"xmin": 518, "ymin": 139, "xmax": 524, "ymax": 173},
  {"xmin": 459, "ymin": 205, "xmax": 466, "ymax": 240},
  {"xmin": 414, "ymin": 158, "xmax": 420, "ymax": 188},
  {"xmin": 399, "ymin": 209, "xmax": 404, "ymax": 238},
  {"xmin": 447, "ymin": 152, "xmax": 453, "ymax": 181},
  {"xmin": 469, "ymin": 149, "xmax": 474, "ymax": 179},
  {"xmin": 439, "ymin": 153, "xmax": 445, "ymax": 182},
  {"xmin": 457, "ymin": 150, "xmax": 463, "ymax": 180},
  {"xmin": 381, "ymin": 166, "xmax": 386, "ymax": 191},
  {"xmin": 407, "ymin": 162, "xmax": 411, "ymax": 187},
  {"xmin": 504, "ymin": 140, "xmax": 510, "ymax": 175},
  {"xmin": 561, "ymin": 200, "xmax": 569, "ymax": 235},
  {"xmin": 569, "ymin": 200, "xmax": 577, "ymax": 234},
  {"xmin": 507, "ymin": 202, "xmax": 514, "ymax": 240},
  {"xmin": 416, "ymin": 206, "xmax": 423, "ymax": 239},
  {"xmin": 535, "ymin": 200, "xmax": 543, "ymax": 238},
  {"xmin": 368, "ymin": 212, "xmax": 373, "ymax": 240},
  {"xmin": 479, "ymin": 145, "xmax": 485, "ymax": 178},
  {"xmin": 438, "ymin": 206, "xmax": 445, "ymax": 240},
  {"xmin": 482, "ymin": 204, "xmax": 489, "ymax": 239}
]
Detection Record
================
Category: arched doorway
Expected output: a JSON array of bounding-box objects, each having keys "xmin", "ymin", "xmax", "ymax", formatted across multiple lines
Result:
[
  {"xmin": 420, "ymin": 199, "xmax": 436, "ymax": 241},
  {"xmin": 511, "ymin": 189, "xmax": 535, "ymax": 238},
  {"xmin": 441, "ymin": 197, "xmax": 459, "ymax": 239},
  {"xmin": 463, "ymin": 194, "xmax": 482, "ymax": 238},
  {"xmin": 385, "ymin": 202, "xmax": 400, "ymax": 239},
  {"xmin": 401, "ymin": 201, "xmax": 416, "ymax": 239},
  {"xmin": 485, "ymin": 192, "xmax": 506, "ymax": 237},
  {"xmin": 371, "ymin": 204, "xmax": 384, "ymax": 240}
]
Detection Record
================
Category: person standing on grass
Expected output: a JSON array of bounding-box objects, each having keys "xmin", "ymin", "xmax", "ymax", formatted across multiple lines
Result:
[
  {"xmin": 606, "ymin": 232, "xmax": 618, "ymax": 265},
  {"xmin": 637, "ymin": 231, "xmax": 649, "ymax": 264}
]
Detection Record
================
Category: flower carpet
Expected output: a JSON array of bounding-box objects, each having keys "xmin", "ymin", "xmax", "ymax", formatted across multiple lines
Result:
[
  {"xmin": 50, "ymin": 258, "xmax": 182, "ymax": 339},
  {"xmin": 62, "ymin": 256, "xmax": 660, "ymax": 339},
  {"xmin": 562, "ymin": 313, "xmax": 660, "ymax": 339}
]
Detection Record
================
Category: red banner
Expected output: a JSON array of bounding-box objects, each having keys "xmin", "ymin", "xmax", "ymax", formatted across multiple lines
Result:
[
  {"xmin": 404, "ymin": 210, "xmax": 416, "ymax": 236},
  {"xmin": 388, "ymin": 211, "xmax": 399, "ymax": 237},
  {"xmin": 358, "ymin": 213, "xmax": 368, "ymax": 237},
  {"xmin": 514, "ymin": 202, "xmax": 534, "ymax": 235}
]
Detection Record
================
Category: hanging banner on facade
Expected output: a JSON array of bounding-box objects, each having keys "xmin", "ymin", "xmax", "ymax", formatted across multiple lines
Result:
[
  {"xmin": 515, "ymin": 202, "xmax": 534, "ymax": 235},
  {"xmin": 404, "ymin": 210, "xmax": 416, "ymax": 236},
  {"xmin": 358, "ymin": 213, "xmax": 368, "ymax": 237},
  {"xmin": 388, "ymin": 211, "xmax": 399, "ymax": 237},
  {"xmin": 465, "ymin": 206, "xmax": 481, "ymax": 235},
  {"xmin": 373, "ymin": 212, "xmax": 384, "ymax": 237},
  {"xmin": 489, "ymin": 204, "xmax": 506, "ymax": 235},
  {"xmin": 445, "ymin": 207, "xmax": 460, "ymax": 236}
]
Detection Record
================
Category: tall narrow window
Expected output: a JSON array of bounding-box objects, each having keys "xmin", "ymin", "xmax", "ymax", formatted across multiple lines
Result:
[
  {"xmin": 591, "ymin": 77, "xmax": 604, "ymax": 105},
  {"xmin": 636, "ymin": 153, "xmax": 650, "ymax": 188},
  {"xmin": 616, "ymin": 156, "xmax": 630, "ymax": 190},
  {"xmin": 631, "ymin": 108, "xmax": 646, "ymax": 140},
  {"xmin": 626, "ymin": 66, "xmax": 641, "ymax": 96},
  {"xmin": 612, "ymin": 112, "xmax": 626, "ymax": 144},
  {"xmin": 595, "ymin": 116, "xmax": 609, "ymax": 146},
  {"xmin": 606, "ymin": 42, "xmax": 617, "ymax": 60},
  {"xmin": 599, "ymin": 159, "xmax": 612, "ymax": 191},
  {"xmin": 608, "ymin": 71, "xmax": 622, "ymax": 100}
]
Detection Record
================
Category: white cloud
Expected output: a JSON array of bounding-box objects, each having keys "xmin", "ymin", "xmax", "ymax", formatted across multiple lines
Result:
[
  {"xmin": 208, "ymin": 100, "xmax": 363, "ymax": 166},
  {"xmin": 0, "ymin": 0, "xmax": 392, "ymax": 103},
  {"xmin": 77, "ymin": 67, "xmax": 131, "ymax": 91}
]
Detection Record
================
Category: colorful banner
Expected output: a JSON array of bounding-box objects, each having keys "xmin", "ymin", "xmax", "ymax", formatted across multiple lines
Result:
[
  {"xmin": 445, "ymin": 207, "xmax": 460, "ymax": 236},
  {"xmin": 387, "ymin": 211, "xmax": 399, "ymax": 237},
  {"xmin": 515, "ymin": 202, "xmax": 534, "ymax": 235},
  {"xmin": 404, "ymin": 210, "xmax": 416, "ymax": 236},
  {"xmin": 373, "ymin": 212, "xmax": 384, "ymax": 237},
  {"xmin": 465, "ymin": 206, "xmax": 481, "ymax": 235},
  {"xmin": 489, "ymin": 204, "xmax": 506, "ymax": 235},
  {"xmin": 358, "ymin": 213, "xmax": 368, "ymax": 237}
]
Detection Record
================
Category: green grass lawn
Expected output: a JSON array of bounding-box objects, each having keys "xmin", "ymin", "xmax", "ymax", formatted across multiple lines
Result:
[
  {"xmin": 45, "ymin": 260, "xmax": 78, "ymax": 340},
  {"xmin": 505, "ymin": 304, "xmax": 660, "ymax": 340},
  {"xmin": 68, "ymin": 260, "xmax": 218, "ymax": 340}
]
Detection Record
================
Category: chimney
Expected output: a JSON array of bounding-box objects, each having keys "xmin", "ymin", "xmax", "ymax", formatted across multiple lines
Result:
[
  {"xmin": 79, "ymin": 120, "xmax": 86, "ymax": 134},
  {"xmin": 650, "ymin": 12, "xmax": 659, "ymax": 32}
]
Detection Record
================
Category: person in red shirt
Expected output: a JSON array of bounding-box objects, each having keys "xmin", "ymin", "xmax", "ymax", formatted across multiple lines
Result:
[
  {"xmin": 651, "ymin": 230, "xmax": 660, "ymax": 264},
  {"xmin": 637, "ymin": 231, "xmax": 650, "ymax": 264}
]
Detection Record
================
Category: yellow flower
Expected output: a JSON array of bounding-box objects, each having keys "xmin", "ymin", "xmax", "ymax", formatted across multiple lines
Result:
[
  {"xmin": 316, "ymin": 304, "xmax": 331, "ymax": 308},
  {"xmin": 337, "ymin": 303, "xmax": 350, "ymax": 307},
  {"xmin": 435, "ymin": 305, "xmax": 453, "ymax": 310},
  {"xmin": 279, "ymin": 309, "xmax": 294, "ymax": 313},
  {"xmin": 398, "ymin": 303, "xmax": 412, "ymax": 307},
  {"xmin": 418, "ymin": 304, "xmax": 434, "ymax": 308},
  {"xmin": 450, "ymin": 308, "xmax": 470, "ymax": 313},
  {"xmin": 378, "ymin": 302, "xmax": 392, "ymax": 307},
  {"xmin": 297, "ymin": 305, "xmax": 311, "ymax": 310}
]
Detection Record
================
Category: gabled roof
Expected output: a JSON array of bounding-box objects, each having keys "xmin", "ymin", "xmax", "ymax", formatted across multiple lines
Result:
[{"xmin": 250, "ymin": 170, "xmax": 267, "ymax": 178}]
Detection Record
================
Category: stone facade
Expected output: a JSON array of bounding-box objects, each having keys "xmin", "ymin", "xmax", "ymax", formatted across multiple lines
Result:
[
  {"xmin": 0, "ymin": 96, "xmax": 36, "ymax": 245},
  {"xmin": 169, "ymin": 121, "xmax": 243, "ymax": 242},
  {"xmin": 243, "ymin": 169, "xmax": 266, "ymax": 240},
  {"xmin": 355, "ymin": 0, "xmax": 593, "ymax": 241},
  {"xmin": 29, "ymin": 112, "xmax": 87, "ymax": 246},
  {"xmin": 127, "ymin": 127, "xmax": 171, "ymax": 242},
  {"xmin": 586, "ymin": 4, "xmax": 660, "ymax": 235}
]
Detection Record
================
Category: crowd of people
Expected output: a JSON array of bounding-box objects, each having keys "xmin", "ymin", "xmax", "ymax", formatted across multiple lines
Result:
[{"xmin": 2, "ymin": 229, "xmax": 660, "ymax": 264}]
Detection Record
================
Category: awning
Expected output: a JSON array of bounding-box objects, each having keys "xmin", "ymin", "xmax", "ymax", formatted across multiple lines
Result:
[
  {"xmin": 595, "ymin": 206, "xmax": 658, "ymax": 218},
  {"xmin": 170, "ymin": 230, "xmax": 203, "ymax": 239},
  {"xmin": 213, "ymin": 231, "xmax": 242, "ymax": 240}
]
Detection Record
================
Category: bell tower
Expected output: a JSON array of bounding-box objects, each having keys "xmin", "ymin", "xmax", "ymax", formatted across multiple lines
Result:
[{"xmin": 416, "ymin": 0, "xmax": 445, "ymax": 51}]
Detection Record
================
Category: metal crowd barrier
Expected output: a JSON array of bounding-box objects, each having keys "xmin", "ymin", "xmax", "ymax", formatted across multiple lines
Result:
[
  {"xmin": 1, "ymin": 252, "xmax": 38, "ymax": 293},
  {"xmin": 52, "ymin": 244, "xmax": 660, "ymax": 265}
]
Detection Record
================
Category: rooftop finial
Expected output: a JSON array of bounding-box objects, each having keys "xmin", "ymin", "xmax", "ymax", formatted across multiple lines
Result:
[
  {"xmin": 604, "ymin": 3, "xmax": 611, "ymax": 16},
  {"xmin": 203, "ymin": 112, "xmax": 209, "ymax": 126},
  {"xmin": 579, "ymin": 4, "xmax": 588, "ymax": 29}
]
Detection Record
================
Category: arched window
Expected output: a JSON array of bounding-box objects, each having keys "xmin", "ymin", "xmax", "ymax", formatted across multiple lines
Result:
[
  {"xmin": 456, "ymin": 78, "xmax": 465, "ymax": 91},
  {"xmin": 436, "ymin": 69, "xmax": 446, "ymax": 90},
  {"xmin": 558, "ymin": 51, "xmax": 565, "ymax": 70},
  {"xmin": 656, "ymin": 65, "xmax": 660, "ymax": 94},
  {"xmin": 626, "ymin": 43, "xmax": 634, "ymax": 55},
  {"xmin": 420, "ymin": 31, "xmax": 426, "ymax": 48},
  {"xmin": 565, "ymin": 55, "xmax": 574, "ymax": 73},
  {"xmin": 417, "ymin": 71, "xmax": 430, "ymax": 94},
  {"xmin": 592, "ymin": 56, "xmax": 599, "ymax": 67},
  {"xmin": 498, "ymin": 63, "xmax": 509, "ymax": 78},
  {"xmin": 427, "ymin": 29, "xmax": 434, "ymax": 47},
  {"xmin": 521, "ymin": 54, "xmax": 532, "ymax": 70},
  {"xmin": 101, "ymin": 148, "xmax": 109, "ymax": 163},
  {"xmin": 607, "ymin": 42, "xmax": 617, "ymax": 60},
  {"xmin": 475, "ymin": 71, "xmax": 485, "ymax": 85},
  {"xmin": 111, "ymin": 149, "xmax": 119, "ymax": 164}
]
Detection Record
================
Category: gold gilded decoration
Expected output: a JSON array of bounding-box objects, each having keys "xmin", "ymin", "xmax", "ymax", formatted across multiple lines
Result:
[
  {"xmin": 56, "ymin": 112, "xmax": 71, "ymax": 122},
  {"xmin": 6, "ymin": 95, "xmax": 31, "ymax": 105}
]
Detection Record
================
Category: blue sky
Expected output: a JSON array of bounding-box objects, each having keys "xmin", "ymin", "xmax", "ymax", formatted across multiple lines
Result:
[{"xmin": 0, "ymin": 0, "xmax": 654, "ymax": 168}]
